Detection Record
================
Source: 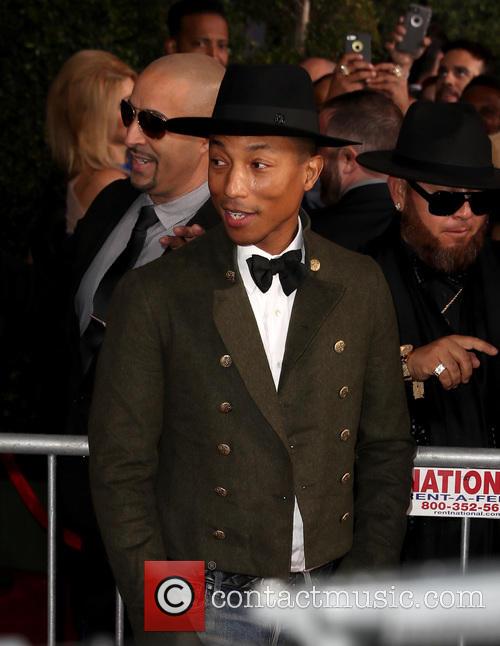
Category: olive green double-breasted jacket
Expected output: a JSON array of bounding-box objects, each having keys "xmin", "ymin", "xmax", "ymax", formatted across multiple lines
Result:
[{"xmin": 89, "ymin": 216, "xmax": 414, "ymax": 637}]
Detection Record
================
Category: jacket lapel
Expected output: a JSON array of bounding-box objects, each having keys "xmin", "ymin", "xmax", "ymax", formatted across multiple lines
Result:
[
  {"xmin": 213, "ymin": 242, "xmax": 288, "ymax": 448},
  {"xmin": 279, "ymin": 229, "xmax": 345, "ymax": 388},
  {"xmin": 72, "ymin": 180, "xmax": 140, "ymax": 290}
]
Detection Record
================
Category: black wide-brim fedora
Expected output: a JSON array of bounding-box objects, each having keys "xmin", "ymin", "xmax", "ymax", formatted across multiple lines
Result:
[
  {"xmin": 166, "ymin": 63, "xmax": 358, "ymax": 148},
  {"xmin": 357, "ymin": 101, "xmax": 500, "ymax": 190}
]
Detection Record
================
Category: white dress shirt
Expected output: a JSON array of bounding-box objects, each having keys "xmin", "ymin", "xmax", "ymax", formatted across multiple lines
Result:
[{"xmin": 237, "ymin": 218, "xmax": 306, "ymax": 572}]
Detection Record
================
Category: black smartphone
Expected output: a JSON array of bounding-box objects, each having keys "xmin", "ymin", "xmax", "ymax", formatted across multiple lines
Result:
[
  {"xmin": 396, "ymin": 4, "xmax": 432, "ymax": 55},
  {"xmin": 344, "ymin": 32, "xmax": 372, "ymax": 63}
]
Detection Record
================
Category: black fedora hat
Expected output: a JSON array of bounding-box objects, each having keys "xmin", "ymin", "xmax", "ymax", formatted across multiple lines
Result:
[
  {"xmin": 166, "ymin": 63, "xmax": 357, "ymax": 147},
  {"xmin": 357, "ymin": 101, "xmax": 500, "ymax": 189}
]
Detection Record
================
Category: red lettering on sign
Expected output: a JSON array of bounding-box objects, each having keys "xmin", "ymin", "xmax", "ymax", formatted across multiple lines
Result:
[
  {"xmin": 421, "ymin": 470, "xmax": 439, "ymax": 493},
  {"xmin": 463, "ymin": 470, "xmax": 481, "ymax": 495},
  {"xmin": 413, "ymin": 469, "xmax": 420, "ymax": 491},
  {"xmin": 437, "ymin": 469, "xmax": 453, "ymax": 493},
  {"xmin": 483, "ymin": 471, "xmax": 500, "ymax": 495}
]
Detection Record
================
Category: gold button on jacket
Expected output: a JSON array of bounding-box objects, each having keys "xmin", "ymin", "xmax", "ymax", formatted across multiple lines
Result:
[
  {"xmin": 217, "ymin": 443, "xmax": 231, "ymax": 456},
  {"xmin": 219, "ymin": 401, "xmax": 232, "ymax": 413},
  {"xmin": 340, "ymin": 428, "xmax": 351, "ymax": 441},
  {"xmin": 339, "ymin": 385, "xmax": 349, "ymax": 399},
  {"xmin": 220, "ymin": 354, "xmax": 232, "ymax": 368},
  {"xmin": 334, "ymin": 340, "xmax": 345, "ymax": 353}
]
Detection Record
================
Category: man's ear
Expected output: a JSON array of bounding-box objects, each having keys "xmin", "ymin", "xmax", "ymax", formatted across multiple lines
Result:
[
  {"xmin": 304, "ymin": 154, "xmax": 324, "ymax": 191},
  {"xmin": 164, "ymin": 38, "xmax": 177, "ymax": 55},
  {"xmin": 387, "ymin": 176, "xmax": 407, "ymax": 210},
  {"xmin": 338, "ymin": 146, "xmax": 358, "ymax": 175}
]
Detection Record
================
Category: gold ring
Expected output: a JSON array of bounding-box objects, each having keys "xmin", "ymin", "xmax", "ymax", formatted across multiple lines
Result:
[
  {"xmin": 392, "ymin": 64, "xmax": 403, "ymax": 78},
  {"xmin": 339, "ymin": 64, "xmax": 350, "ymax": 77}
]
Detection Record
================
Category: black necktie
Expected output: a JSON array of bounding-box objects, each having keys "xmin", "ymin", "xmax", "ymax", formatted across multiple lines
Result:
[
  {"xmin": 247, "ymin": 249, "xmax": 306, "ymax": 296},
  {"xmin": 80, "ymin": 205, "xmax": 159, "ymax": 375}
]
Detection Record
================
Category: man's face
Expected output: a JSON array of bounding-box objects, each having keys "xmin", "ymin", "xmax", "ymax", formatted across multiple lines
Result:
[
  {"xmin": 125, "ymin": 74, "xmax": 207, "ymax": 203},
  {"xmin": 435, "ymin": 50, "xmax": 484, "ymax": 103},
  {"xmin": 176, "ymin": 13, "xmax": 229, "ymax": 66},
  {"xmin": 320, "ymin": 148, "xmax": 342, "ymax": 205},
  {"xmin": 461, "ymin": 85, "xmax": 500, "ymax": 135},
  {"xmin": 394, "ymin": 179, "xmax": 488, "ymax": 273},
  {"xmin": 209, "ymin": 135, "xmax": 322, "ymax": 254}
]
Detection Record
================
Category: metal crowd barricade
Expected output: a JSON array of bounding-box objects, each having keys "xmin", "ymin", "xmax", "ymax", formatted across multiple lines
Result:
[
  {"xmin": 413, "ymin": 446, "xmax": 500, "ymax": 573},
  {"xmin": 1, "ymin": 435, "xmax": 500, "ymax": 646},
  {"xmin": 0, "ymin": 433, "xmax": 124, "ymax": 646}
]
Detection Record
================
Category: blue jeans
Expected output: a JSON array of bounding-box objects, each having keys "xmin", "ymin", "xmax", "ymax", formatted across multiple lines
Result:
[{"xmin": 197, "ymin": 562, "xmax": 340, "ymax": 645}]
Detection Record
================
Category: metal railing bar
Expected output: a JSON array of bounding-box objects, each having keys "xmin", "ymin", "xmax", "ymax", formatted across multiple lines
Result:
[
  {"xmin": 460, "ymin": 517, "xmax": 470, "ymax": 574},
  {"xmin": 1, "ymin": 435, "xmax": 500, "ymax": 467},
  {"xmin": 116, "ymin": 588, "xmax": 124, "ymax": 646},
  {"xmin": 0, "ymin": 433, "xmax": 88, "ymax": 456},
  {"xmin": 47, "ymin": 454, "xmax": 56, "ymax": 646},
  {"xmin": 414, "ymin": 446, "xmax": 500, "ymax": 469},
  {"xmin": 459, "ymin": 516, "xmax": 470, "ymax": 646}
]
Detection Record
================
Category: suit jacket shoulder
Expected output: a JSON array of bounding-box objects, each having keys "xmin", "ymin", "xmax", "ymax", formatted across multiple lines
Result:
[
  {"xmin": 311, "ymin": 183, "xmax": 396, "ymax": 252},
  {"xmin": 70, "ymin": 179, "xmax": 140, "ymax": 288},
  {"xmin": 129, "ymin": 220, "xmax": 229, "ymax": 296},
  {"xmin": 305, "ymin": 227, "xmax": 387, "ymax": 298},
  {"xmin": 71, "ymin": 180, "xmax": 219, "ymax": 292}
]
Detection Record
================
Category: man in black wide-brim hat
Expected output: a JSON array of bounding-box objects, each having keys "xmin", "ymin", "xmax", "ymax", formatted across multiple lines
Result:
[
  {"xmin": 89, "ymin": 64, "xmax": 414, "ymax": 645},
  {"xmin": 358, "ymin": 100, "xmax": 500, "ymax": 564}
]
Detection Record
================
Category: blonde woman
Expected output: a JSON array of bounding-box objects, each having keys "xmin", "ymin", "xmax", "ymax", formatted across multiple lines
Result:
[{"xmin": 46, "ymin": 50, "xmax": 136, "ymax": 233}]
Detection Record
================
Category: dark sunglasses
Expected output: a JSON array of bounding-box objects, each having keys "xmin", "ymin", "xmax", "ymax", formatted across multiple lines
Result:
[
  {"xmin": 120, "ymin": 99, "xmax": 169, "ymax": 139},
  {"xmin": 408, "ymin": 180, "xmax": 495, "ymax": 216}
]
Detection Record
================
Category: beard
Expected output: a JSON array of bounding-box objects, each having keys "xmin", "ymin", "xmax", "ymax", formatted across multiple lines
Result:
[{"xmin": 401, "ymin": 209, "xmax": 488, "ymax": 274}]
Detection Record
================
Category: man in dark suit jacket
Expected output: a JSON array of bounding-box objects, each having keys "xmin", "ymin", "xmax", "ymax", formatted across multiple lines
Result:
[
  {"xmin": 68, "ymin": 53, "xmax": 224, "ymax": 428},
  {"xmin": 60, "ymin": 53, "xmax": 224, "ymax": 640},
  {"xmin": 89, "ymin": 64, "xmax": 414, "ymax": 645},
  {"xmin": 311, "ymin": 90, "xmax": 403, "ymax": 252}
]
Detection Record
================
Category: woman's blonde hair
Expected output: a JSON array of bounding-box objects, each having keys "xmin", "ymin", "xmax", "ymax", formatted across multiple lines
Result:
[{"xmin": 46, "ymin": 50, "xmax": 136, "ymax": 177}]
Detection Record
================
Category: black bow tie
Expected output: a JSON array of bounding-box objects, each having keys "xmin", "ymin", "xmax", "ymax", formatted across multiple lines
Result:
[{"xmin": 247, "ymin": 249, "xmax": 306, "ymax": 296}]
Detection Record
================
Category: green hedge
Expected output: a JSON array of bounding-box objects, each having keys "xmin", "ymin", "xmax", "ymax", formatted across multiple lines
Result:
[{"xmin": 1, "ymin": 0, "xmax": 499, "ymax": 254}]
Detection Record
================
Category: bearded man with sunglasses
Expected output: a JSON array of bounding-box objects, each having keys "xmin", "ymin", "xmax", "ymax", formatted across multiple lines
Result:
[
  {"xmin": 359, "ymin": 101, "xmax": 500, "ymax": 563},
  {"xmin": 60, "ymin": 53, "xmax": 224, "ymax": 640}
]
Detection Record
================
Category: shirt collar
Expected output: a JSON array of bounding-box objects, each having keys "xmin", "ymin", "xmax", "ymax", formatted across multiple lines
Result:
[
  {"xmin": 144, "ymin": 182, "xmax": 210, "ymax": 231},
  {"xmin": 237, "ymin": 217, "xmax": 305, "ymax": 295},
  {"xmin": 342, "ymin": 178, "xmax": 387, "ymax": 197}
]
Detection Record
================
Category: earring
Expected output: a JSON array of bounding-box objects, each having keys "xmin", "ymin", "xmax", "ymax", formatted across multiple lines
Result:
[{"xmin": 395, "ymin": 202, "xmax": 402, "ymax": 211}]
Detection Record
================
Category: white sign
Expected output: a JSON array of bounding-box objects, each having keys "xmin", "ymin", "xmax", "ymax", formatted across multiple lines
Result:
[{"xmin": 410, "ymin": 467, "xmax": 500, "ymax": 518}]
